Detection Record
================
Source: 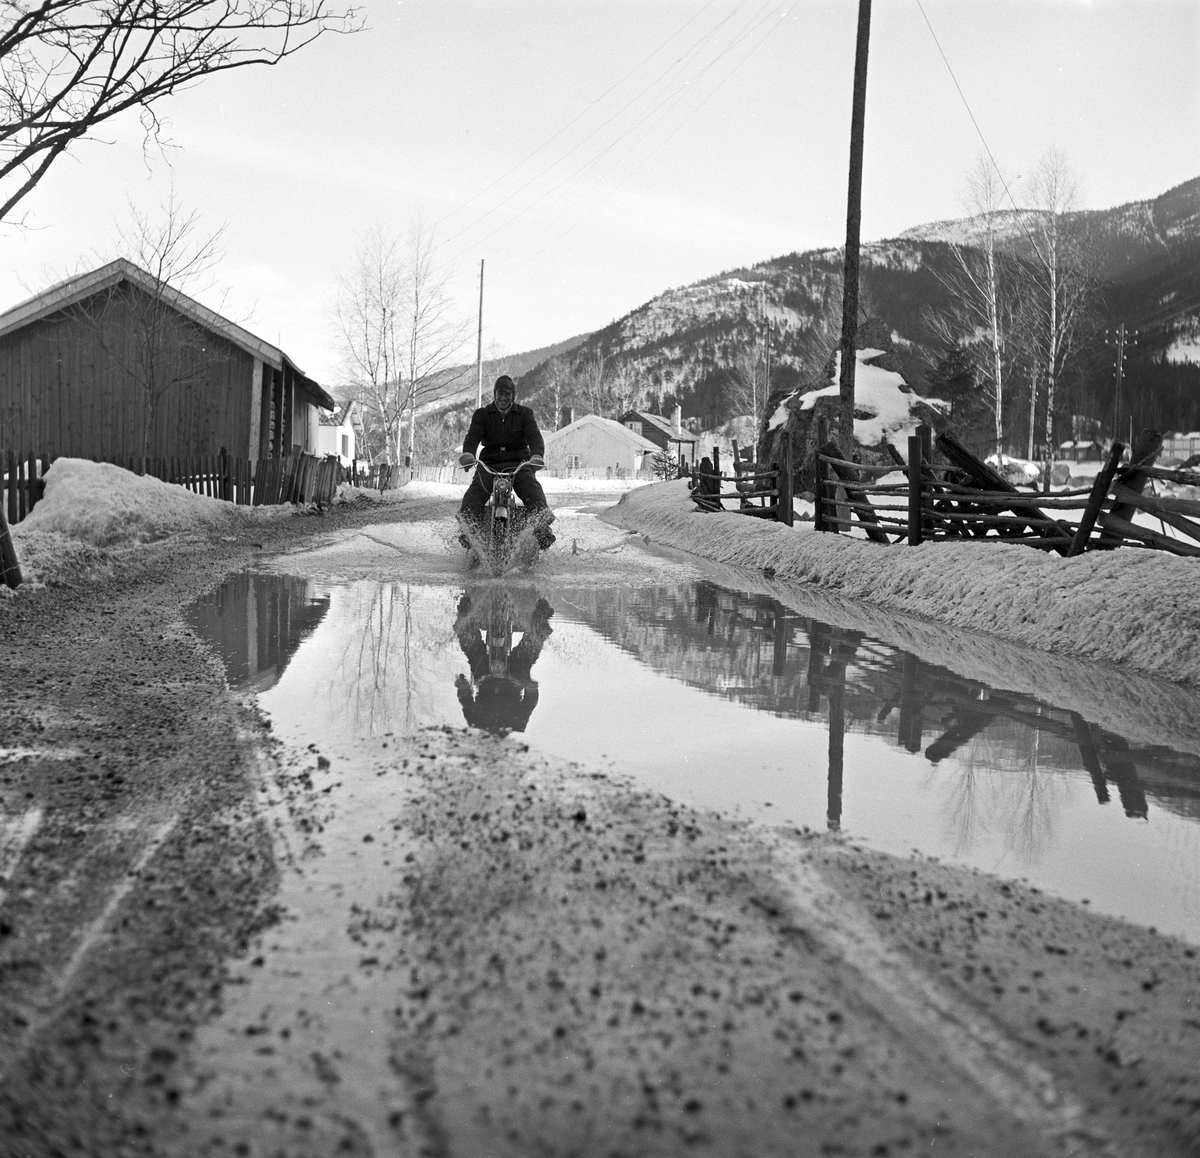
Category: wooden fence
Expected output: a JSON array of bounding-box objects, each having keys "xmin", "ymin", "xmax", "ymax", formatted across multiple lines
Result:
[
  {"xmin": 2, "ymin": 449, "xmax": 343, "ymax": 529},
  {"xmin": 814, "ymin": 426, "xmax": 1200, "ymax": 559},
  {"xmin": 689, "ymin": 433, "xmax": 794, "ymax": 526}
]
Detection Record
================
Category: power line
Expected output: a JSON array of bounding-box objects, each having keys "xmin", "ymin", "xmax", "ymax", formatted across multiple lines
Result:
[
  {"xmin": 435, "ymin": 2, "xmax": 748, "ymax": 254},
  {"xmin": 489, "ymin": 6, "xmax": 790, "ymax": 287},
  {"xmin": 463, "ymin": 0, "xmax": 785, "ymax": 272},
  {"xmin": 431, "ymin": 0, "xmax": 724, "ymax": 234}
]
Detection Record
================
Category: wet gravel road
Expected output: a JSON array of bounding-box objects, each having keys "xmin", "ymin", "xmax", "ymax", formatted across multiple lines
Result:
[{"xmin": 1, "ymin": 493, "xmax": 1198, "ymax": 1157}]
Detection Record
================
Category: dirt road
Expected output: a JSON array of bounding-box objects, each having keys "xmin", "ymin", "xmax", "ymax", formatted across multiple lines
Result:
[{"xmin": 1, "ymin": 494, "xmax": 1197, "ymax": 1157}]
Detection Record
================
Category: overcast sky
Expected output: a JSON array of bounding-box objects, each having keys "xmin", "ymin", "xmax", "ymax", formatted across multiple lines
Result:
[{"xmin": 2, "ymin": 0, "xmax": 1197, "ymax": 386}]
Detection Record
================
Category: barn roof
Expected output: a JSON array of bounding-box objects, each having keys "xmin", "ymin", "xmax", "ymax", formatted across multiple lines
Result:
[
  {"xmin": 621, "ymin": 410, "xmax": 697, "ymax": 444},
  {"xmin": 546, "ymin": 413, "xmax": 660, "ymax": 453},
  {"xmin": 0, "ymin": 258, "xmax": 333, "ymax": 409}
]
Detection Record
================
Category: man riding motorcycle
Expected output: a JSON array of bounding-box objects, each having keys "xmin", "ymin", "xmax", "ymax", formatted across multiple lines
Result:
[{"xmin": 458, "ymin": 374, "xmax": 555, "ymax": 549}]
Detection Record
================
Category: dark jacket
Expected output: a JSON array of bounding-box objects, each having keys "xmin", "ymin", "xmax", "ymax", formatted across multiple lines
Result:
[{"xmin": 463, "ymin": 401, "xmax": 545, "ymax": 467}]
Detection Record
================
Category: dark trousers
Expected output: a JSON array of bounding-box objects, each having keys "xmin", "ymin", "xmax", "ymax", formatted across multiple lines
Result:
[{"xmin": 460, "ymin": 468, "xmax": 551, "ymax": 526}]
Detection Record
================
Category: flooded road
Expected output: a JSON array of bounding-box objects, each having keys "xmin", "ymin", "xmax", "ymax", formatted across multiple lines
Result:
[{"xmin": 187, "ymin": 566, "xmax": 1200, "ymax": 945}]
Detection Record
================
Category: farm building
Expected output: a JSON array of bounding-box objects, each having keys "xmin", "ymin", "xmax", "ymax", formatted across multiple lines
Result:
[
  {"xmin": 0, "ymin": 258, "xmax": 333, "ymax": 461},
  {"xmin": 317, "ymin": 400, "xmax": 363, "ymax": 465},
  {"xmin": 544, "ymin": 414, "xmax": 660, "ymax": 478},
  {"xmin": 618, "ymin": 408, "xmax": 698, "ymax": 465}
]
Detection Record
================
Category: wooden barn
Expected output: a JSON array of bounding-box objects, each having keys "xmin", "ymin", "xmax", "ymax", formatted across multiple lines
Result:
[{"xmin": 0, "ymin": 258, "xmax": 333, "ymax": 462}]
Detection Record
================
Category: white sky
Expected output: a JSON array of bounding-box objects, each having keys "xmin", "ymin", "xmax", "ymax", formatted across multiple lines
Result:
[{"xmin": 2, "ymin": 0, "xmax": 1197, "ymax": 386}]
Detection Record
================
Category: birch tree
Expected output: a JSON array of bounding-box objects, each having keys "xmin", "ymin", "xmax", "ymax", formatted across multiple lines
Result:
[
  {"xmin": 1022, "ymin": 150, "xmax": 1094, "ymax": 465},
  {"xmin": 927, "ymin": 156, "xmax": 1016, "ymax": 449}
]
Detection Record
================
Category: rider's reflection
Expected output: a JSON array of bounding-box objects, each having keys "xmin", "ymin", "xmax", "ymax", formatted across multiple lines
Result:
[{"xmin": 454, "ymin": 587, "xmax": 554, "ymax": 735}]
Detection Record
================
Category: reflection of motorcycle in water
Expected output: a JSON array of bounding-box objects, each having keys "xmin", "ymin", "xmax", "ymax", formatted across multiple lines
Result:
[{"xmin": 454, "ymin": 586, "xmax": 554, "ymax": 735}]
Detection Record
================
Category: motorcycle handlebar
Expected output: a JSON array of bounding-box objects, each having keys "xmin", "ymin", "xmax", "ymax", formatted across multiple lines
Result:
[{"xmin": 474, "ymin": 459, "xmax": 536, "ymax": 478}]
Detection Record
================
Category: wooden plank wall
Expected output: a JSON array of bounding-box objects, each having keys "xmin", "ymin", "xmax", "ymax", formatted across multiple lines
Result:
[{"xmin": 0, "ymin": 288, "xmax": 256, "ymax": 461}]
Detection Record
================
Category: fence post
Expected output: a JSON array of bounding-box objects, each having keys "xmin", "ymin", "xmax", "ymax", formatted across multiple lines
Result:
[
  {"xmin": 1067, "ymin": 441, "xmax": 1125, "ymax": 556},
  {"xmin": 5, "ymin": 449, "xmax": 15, "ymax": 527},
  {"xmin": 917, "ymin": 423, "xmax": 932, "ymax": 467},
  {"xmin": 777, "ymin": 431, "xmax": 794, "ymax": 526},
  {"xmin": 907, "ymin": 434, "xmax": 923, "ymax": 546},
  {"xmin": 0, "ymin": 502, "xmax": 20, "ymax": 588}
]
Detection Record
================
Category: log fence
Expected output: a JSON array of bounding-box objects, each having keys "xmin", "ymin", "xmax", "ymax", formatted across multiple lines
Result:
[
  {"xmin": 814, "ymin": 426, "xmax": 1200, "ymax": 559},
  {"xmin": 688, "ymin": 432, "xmax": 793, "ymax": 526}
]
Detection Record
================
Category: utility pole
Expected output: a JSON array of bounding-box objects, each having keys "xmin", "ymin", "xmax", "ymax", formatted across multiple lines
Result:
[
  {"xmin": 838, "ymin": 0, "xmax": 872, "ymax": 458},
  {"xmin": 475, "ymin": 259, "xmax": 485, "ymax": 410},
  {"xmin": 1105, "ymin": 323, "xmax": 1137, "ymax": 444}
]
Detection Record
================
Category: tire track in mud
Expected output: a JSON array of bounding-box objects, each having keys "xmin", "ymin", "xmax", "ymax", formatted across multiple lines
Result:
[{"xmin": 188, "ymin": 721, "xmax": 1127, "ymax": 1156}]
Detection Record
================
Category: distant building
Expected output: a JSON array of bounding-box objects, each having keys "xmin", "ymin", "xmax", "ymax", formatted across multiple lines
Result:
[
  {"xmin": 317, "ymin": 399, "xmax": 364, "ymax": 465},
  {"xmin": 617, "ymin": 407, "xmax": 697, "ymax": 465},
  {"xmin": 0, "ymin": 258, "xmax": 332, "ymax": 460},
  {"xmin": 544, "ymin": 414, "xmax": 660, "ymax": 478}
]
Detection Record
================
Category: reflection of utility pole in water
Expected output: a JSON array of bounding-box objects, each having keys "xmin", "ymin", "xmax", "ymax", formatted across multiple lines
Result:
[
  {"xmin": 772, "ymin": 610, "xmax": 791, "ymax": 678},
  {"xmin": 805, "ymin": 625, "xmax": 862, "ymax": 832},
  {"xmin": 827, "ymin": 662, "xmax": 846, "ymax": 832},
  {"xmin": 897, "ymin": 651, "xmax": 923, "ymax": 753}
]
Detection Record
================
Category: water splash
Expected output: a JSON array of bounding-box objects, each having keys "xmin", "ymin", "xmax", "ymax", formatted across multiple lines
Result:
[{"xmin": 456, "ymin": 514, "xmax": 547, "ymax": 577}]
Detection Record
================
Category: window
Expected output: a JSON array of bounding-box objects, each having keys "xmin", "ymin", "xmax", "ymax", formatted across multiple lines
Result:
[
  {"xmin": 567, "ymin": 454, "xmax": 582, "ymax": 470},
  {"xmin": 625, "ymin": 420, "xmax": 643, "ymax": 437},
  {"xmin": 341, "ymin": 434, "xmax": 349, "ymax": 458}
]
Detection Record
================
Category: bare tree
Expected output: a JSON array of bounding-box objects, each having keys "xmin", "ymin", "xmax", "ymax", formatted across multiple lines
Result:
[
  {"xmin": 336, "ymin": 220, "xmax": 467, "ymax": 477},
  {"xmin": 0, "ymin": 0, "xmax": 358, "ymax": 224},
  {"xmin": 73, "ymin": 188, "xmax": 229, "ymax": 458},
  {"xmin": 576, "ymin": 349, "xmax": 637, "ymax": 419},
  {"xmin": 926, "ymin": 156, "xmax": 1017, "ymax": 450},
  {"xmin": 1021, "ymin": 149, "xmax": 1094, "ymax": 465},
  {"xmin": 398, "ymin": 219, "xmax": 469, "ymax": 470},
  {"xmin": 336, "ymin": 225, "xmax": 406, "ymax": 469}
]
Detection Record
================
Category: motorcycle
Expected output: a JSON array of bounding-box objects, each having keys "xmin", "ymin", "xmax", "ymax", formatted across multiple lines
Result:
[{"xmin": 458, "ymin": 457, "xmax": 551, "ymax": 571}]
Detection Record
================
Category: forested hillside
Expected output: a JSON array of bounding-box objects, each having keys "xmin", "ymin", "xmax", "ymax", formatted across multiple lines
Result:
[{"xmin": 510, "ymin": 175, "xmax": 1200, "ymax": 458}]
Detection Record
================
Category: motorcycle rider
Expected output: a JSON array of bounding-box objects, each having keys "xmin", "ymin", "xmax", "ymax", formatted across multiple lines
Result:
[{"xmin": 458, "ymin": 374, "xmax": 555, "ymax": 548}]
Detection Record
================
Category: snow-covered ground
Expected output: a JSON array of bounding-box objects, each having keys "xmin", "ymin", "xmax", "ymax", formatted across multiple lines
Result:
[{"xmin": 603, "ymin": 479, "xmax": 1200, "ymax": 686}]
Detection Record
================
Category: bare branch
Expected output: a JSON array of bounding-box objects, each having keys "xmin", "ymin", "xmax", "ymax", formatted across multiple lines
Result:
[{"xmin": 0, "ymin": 0, "xmax": 360, "ymax": 221}]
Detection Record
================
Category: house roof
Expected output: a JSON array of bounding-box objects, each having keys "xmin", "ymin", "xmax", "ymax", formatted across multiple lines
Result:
[
  {"xmin": 546, "ymin": 413, "xmax": 661, "ymax": 453},
  {"xmin": 0, "ymin": 258, "xmax": 333, "ymax": 409},
  {"xmin": 621, "ymin": 410, "xmax": 697, "ymax": 444}
]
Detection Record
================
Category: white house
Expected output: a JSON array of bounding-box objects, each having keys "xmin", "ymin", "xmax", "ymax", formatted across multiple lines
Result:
[
  {"xmin": 316, "ymin": 400, "xmax": 362, "ymax": 465},
  {"xmin": 544, "ymin": 414, "xmax": 661, "ymax": 478}
]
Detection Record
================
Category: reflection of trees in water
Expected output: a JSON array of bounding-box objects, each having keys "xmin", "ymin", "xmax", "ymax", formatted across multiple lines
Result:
[
  {"xmin": 323, "ymin": 584, "xmax": 458, "ymax": 737},
  {"xmin": 571, "ymin": 581, "xmax": 1200, "ymax": 849}
]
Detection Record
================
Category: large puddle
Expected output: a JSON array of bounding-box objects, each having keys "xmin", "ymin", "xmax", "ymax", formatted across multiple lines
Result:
[{"xmin": 187, "ymin": 571, "xmax": 1200, "ymax": 944}]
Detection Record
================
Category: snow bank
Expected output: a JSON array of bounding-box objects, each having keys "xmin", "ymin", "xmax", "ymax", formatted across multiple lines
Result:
[
  {"xmin": 602, "ymin": 479, "xmax": 1200, "ymax": 686},
  {"xmin": 13, "ymin": 459, "xmax": 296, "ymax": 549}
]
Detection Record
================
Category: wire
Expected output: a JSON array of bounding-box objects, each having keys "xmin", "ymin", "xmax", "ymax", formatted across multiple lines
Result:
[
  {"xmin": 462, "ymin": 0, "xmax": 783, "ymax": 270},
  {"xmin": 435, "ymin": 1, "xmax": 748, "ymax": 253},
  {"xmin": 431, "ymin": 0, "xmax": 723, "ymax": 232},
  {"xmin": 443, "ymin": 0, "xmax": 783, "ymax": 275},
  {"xmin": 913, "ymin": 0, "xmax": 1054, "ymax": 267}
]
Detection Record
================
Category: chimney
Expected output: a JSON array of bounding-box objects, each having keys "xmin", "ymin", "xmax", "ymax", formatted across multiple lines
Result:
[
  {"xmin": 559, "ymin": 406, "xmax": 575, "ymax": 430},
  {"xmin": 672, "ymin": 405, "xmax": 682, "ymax": 434}
]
